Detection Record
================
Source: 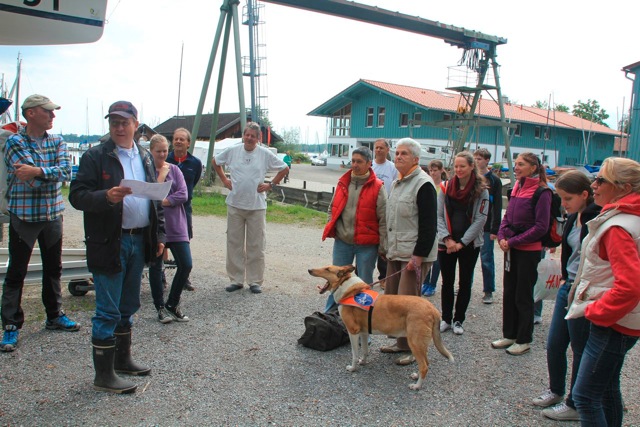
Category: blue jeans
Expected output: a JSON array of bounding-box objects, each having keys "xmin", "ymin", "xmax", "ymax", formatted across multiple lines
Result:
[
  {"xmin": 92, "ymin": 234, "xmax": 146, "ymax": 340},
  {"xmin": 546, "ymin": 281, "xmax": 590, "ymax": 408},
  {"xmin": 573, "ymin": 324, "xmax": 638, "ymax": 426},
  {"xmin": 325, "ymin": 239, "xmax": 378, "ymax": 312},
  {"xmin": 149, "ymin": 241, "xmax": 193, "ymax": 309},
  {"xmin": 422, "ymin": 259, "xmax": 440, "ymax": 287},
  {"xmin": 480, "ymin": 232, "xmax": 495, "ymax": 293}
]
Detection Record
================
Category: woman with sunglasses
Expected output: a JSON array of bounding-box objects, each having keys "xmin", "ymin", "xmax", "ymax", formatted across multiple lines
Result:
[
  {"xmin": 566, "ymin": 157, "xmax": 640, "ymax": 426},
  {"xmin": 492, "ymin": 152, "xmax": 552, "ymax": 355}
]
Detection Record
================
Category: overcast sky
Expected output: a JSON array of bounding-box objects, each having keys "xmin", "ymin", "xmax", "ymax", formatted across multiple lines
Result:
[{"xmin": 0, "ymin": 0, "xmax": 636, "ymax": 143}]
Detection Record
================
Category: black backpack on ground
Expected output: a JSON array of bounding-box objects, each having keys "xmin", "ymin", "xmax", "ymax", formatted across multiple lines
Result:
[{"xmin": 298, "ymin": 308, "xmax": 350, "ymax": 351}]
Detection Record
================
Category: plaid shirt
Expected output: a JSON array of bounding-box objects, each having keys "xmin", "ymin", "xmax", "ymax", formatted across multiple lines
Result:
[{"xmin": 4, "ymin": 126, "xmax": 71, "ymax": 222}]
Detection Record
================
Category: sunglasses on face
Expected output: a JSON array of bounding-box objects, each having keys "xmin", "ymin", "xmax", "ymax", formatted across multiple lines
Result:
[{"xmin": 594, "ymin": 176, "xmax": 610, "ymax": 185}]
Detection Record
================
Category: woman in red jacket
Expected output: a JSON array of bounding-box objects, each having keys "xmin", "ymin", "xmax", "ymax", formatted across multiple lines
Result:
[{"xmin": 566, "ymin": 157, "xmax": 640, "ymax": 426}]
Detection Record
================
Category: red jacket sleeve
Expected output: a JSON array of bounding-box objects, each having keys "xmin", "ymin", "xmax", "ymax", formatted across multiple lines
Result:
[{"xmin": 585, "ymin": 226, "xmax": 640, "ymax": 332}]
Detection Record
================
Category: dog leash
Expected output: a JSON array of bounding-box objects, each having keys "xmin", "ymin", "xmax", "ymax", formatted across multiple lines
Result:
[{"xmin": 368, "ymin": 261, "xmax": 421, "ymax": 290}]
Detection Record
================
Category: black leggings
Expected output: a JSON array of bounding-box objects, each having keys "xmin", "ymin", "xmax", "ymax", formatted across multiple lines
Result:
[
  {"xmin": 502, "ymin": 248, "xmax": 542, "ymax": 344},
  {"xmin": 439, "ymin": 245, "xmax": 480, "ymax": 324}
]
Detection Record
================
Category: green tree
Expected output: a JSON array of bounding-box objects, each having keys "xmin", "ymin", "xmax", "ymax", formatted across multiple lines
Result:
[
  {"xmin": 532, "ymin": 100, "xmax": 549, "ymax": 109},
  {"xmin": 572, "ymin": 99, "xmax": 609, "ymax": 127},
  {"xmin": 618, "ymin": 114, "xmax": 630, "ymax": 134}
]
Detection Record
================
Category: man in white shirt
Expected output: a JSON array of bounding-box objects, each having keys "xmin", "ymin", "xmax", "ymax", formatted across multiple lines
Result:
[
  {"xmin": 212, "ymin": 122, "xmax": 288, "ymax": 294},
  {"xmin": 371, "ymin": 139, "xmax": 397, "ymax": 284},
  {"xmin": 371, "ymin": 138, "xmax": 397, "ymax": 193}
]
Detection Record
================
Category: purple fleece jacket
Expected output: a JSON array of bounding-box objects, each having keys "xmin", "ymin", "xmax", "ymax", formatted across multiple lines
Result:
[
  {"xmin": 159, "ymin": 164, "xmax": 189, "ymax": 243},
  {"xmin": 497, "ymin": 176, "xmax": 551, "ymax": 251}
]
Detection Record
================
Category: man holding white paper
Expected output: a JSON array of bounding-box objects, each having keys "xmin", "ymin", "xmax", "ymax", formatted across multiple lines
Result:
[{"xmin": 70, "ymin": 100, "xmax": 165, "ymax": 394}]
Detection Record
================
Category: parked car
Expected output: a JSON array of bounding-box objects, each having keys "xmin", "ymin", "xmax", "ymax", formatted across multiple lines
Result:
[{"xmin": 311, "ymin": 155, "xmax": 326, "ymax": 166}]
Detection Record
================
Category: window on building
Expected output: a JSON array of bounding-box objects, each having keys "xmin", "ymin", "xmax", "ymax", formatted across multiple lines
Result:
[
  {"xmin": 413, "ymin": 112, "xmax": 422, "ymax": 127},
  {"xmin": 365, "ymin": 107, "xmax": 374, "ymax": 128},
  {"xmin": 535, "ymin": 126, "xmax": 541, "ymax": 139},
  {"xmin": 514, "ymin": 124, "xmax": 521, "ymax": 137},
  {"xmin": 360, "ymin": 141, "xmax": 374, "ymax": 151},
  {"xmin": 443, "ymin": 113, "xmax": 452, "ymax": 121},
  {"xmin": 331, "ymin": 104, "xmax": 352, "ymax": 137},
  {"xmin": 544, "ymin": 127, "xmax": 550, "ymax": 140},
  {"xmin": 377, "ymin": 107, "xmax": 385, "ymax": 127},
  {"xmin": 330, "ymin": 143, "xmax": 350, "ymax": 157},
  {"xmin": 399, "ymin": 113, "xmax": 409, "ymax": 127},
  {"xmin": 512, "ymin": 152, "xmax": 520, "ymax": 160}
]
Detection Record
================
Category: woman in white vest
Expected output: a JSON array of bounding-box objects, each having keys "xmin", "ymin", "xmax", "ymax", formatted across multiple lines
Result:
[{"xmin": 566, "ymin": 157, "xmax": 640, "ymax": 426}]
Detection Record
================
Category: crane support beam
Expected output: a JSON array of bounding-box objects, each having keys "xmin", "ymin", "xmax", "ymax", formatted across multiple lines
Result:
[{"xmin": 259, "ymin": 0, "xmax": 506, "ymax": 48}]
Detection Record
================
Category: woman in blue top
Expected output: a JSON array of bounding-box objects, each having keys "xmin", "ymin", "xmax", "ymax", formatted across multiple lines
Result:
[{"xmin": 532, "ymin": 170, "xmax": 601, "ymax": 420}]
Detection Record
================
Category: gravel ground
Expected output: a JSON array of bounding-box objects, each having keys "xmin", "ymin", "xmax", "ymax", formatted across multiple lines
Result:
[{"xmin": 1, "ymin": 198, "xmax": 639, "ymax": 426}]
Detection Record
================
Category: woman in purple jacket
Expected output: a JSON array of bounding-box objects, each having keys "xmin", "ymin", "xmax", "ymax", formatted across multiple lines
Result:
[
  {"xmin": 492, "ymin": 152, "xmax": 552, "ymax": 355},
  {"xmin": 148, "ymin": 135, "xmax": 192, "ymax": 323}
]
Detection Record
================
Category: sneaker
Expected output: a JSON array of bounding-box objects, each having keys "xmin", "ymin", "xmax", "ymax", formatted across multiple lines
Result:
[
  {"xmin": 225, "ymin": 283, "xmax": 243, "ymax": 292},
  {"xmin": 45, "ymin": 314, "xmax": 80, "ymax": 331},
  {"xmin": 542, "ymin": 402, "xmax": 579, "ymax": 421},
  {"xmin": 157, "ymin": 307, "xmax": 173, "ymax": 324},
  {"xmin": 1, "ymin": 325, "xmax": 19, "ymax": 352},
  {"xmin": 440, "ymin": 321, "xmax": 451, "ymax": 333},
  {"xmin": 165, "ymin": 305, "xmax": 189, "ymax": 322},
  {"xmin": 506, "ymin": 342, "xmax": 530, "ymax": 355},
  {"xmin": 533, "ymin": 389, "xmax": 564, "ymax": 407},
  {"xmin": 422, "ymin": 284, "xmax": 436, "ymax": 297},
  {"xmin": 491, "ymin": 338, "xmax": 515, "ymax": 349},
  {"xmin": 452, "ymin": 321, "xmax": 464, "ymax": 335},
  {"xmin": 534, "ymin": 315, "xmax": 543, "ymax": 325},
  {"xmin": 482, "ymin": 292, "xmax": 493, "ymax": 304},
  {"xmin": 249, "ymin": 283, "xmax": 262, "ymax": 294}
]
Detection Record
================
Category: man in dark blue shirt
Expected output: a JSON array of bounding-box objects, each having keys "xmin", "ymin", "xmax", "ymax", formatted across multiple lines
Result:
[{"xmin": 167, "ymin": 128, "xmax": 202, "ymax": 291}]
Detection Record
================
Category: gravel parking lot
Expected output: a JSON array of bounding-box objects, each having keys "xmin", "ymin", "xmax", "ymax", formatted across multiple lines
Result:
[{"xmin": 1, "ymin": 180, "xmax": 639, "ymax": 426}]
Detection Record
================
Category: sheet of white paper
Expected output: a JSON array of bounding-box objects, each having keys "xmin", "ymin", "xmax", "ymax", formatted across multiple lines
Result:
[{"xmin": 120, "ymin": 179, "xmax": 171, "ymax": 200}]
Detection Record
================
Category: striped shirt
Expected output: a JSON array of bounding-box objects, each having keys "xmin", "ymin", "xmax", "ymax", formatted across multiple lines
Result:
[{"xmin": 4, "ymin": 127, "xmax": 71, "ymax": 222}]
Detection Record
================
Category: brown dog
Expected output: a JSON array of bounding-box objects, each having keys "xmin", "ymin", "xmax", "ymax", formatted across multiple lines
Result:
[{"xmin": 308, "ymin": 265, "xmax": 454, "ymax": 390}]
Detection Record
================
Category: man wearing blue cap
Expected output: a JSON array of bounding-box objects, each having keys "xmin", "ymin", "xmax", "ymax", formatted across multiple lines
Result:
[
  {"xmin": 1, "ymin": 94, "xmax": 77, "ymax": 353},
  {"xmin": 70, "ymin": 100, "xmax": 165, "ymax": 394}
]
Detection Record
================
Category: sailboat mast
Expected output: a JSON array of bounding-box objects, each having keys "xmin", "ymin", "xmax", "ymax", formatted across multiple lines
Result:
[
  {"xmin": 177, "ymin": 42, "xmax": 184, "ymax": 117},
  {"xmin": 14, "ymin": 53, "xmax": 21, "ymax": 121}
]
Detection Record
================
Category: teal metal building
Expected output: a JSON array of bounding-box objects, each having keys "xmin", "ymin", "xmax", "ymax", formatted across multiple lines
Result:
[
  {"xmin": 623, "ymin": 61, "xmax": 640, "ymax": 162},
  {"xmin": 309, "ymin": 79, "xmax": 619, "ymax": 170}
]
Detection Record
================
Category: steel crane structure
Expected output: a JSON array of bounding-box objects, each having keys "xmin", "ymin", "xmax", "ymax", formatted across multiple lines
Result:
[{"xmin": 194, "ymin": 0, "xmax": 516, "ymax": 182}]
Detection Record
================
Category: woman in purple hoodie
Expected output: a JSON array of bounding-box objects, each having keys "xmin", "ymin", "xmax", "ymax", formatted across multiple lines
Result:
[
  {"xmin": 148, "ymin": 135, "xmax": 192, "ymax": 324},
  {"xmin": 492, "ymin": 152, "xmax": 552, "ymax": 355}
]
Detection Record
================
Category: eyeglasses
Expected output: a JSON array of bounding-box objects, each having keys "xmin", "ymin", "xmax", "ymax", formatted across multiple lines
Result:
[
  {"xmin": 594, "ymin": 176, "xmax": 610, "ymax": 186},
  {"xmin": 109, "ymin": 120, "xmax": 131, "ymax": 129}
]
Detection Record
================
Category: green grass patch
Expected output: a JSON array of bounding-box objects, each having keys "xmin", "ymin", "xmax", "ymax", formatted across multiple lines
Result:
[{"xmin": 192, "ymin": 192, "xmax": 326, "ymax": 228}]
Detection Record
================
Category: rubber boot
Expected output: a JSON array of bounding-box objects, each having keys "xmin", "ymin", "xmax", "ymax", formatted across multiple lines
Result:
[
  {"xmin": 92, "ymin": 338, "xmax": 137, "ymax": 394},
  {"xmin": 114, "ymin": 325, "xmax": 151, "ymax": 376}
]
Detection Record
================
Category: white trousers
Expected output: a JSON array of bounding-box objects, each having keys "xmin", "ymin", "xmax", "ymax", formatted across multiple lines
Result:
[{"xmin": 226, "ymin": 205, "xmax": 266, "ymax": 285}]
